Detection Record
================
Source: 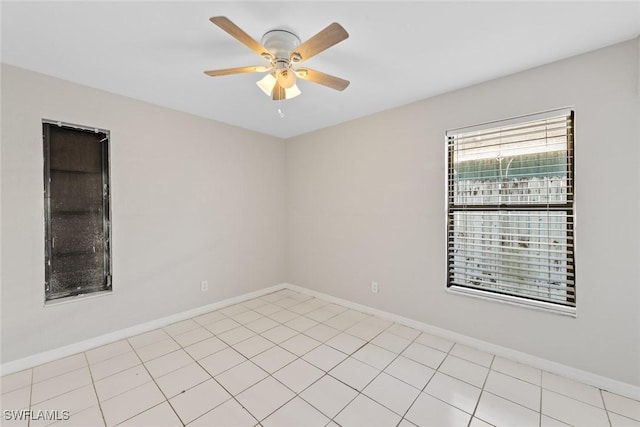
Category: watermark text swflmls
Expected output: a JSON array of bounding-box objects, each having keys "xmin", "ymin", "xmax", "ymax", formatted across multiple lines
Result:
[{"xmin": 3, "ymin": 409, "xmax": 70, "ymax": 421}]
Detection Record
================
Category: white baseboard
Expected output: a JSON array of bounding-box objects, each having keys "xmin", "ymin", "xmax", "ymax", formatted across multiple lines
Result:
[
  {"xmin": 0, "ymin": 283, "xmax": 287, "ymax": 376},
  {"xmin": 284, "ymin": 283, "xmax": 640, "ymax": 401}
]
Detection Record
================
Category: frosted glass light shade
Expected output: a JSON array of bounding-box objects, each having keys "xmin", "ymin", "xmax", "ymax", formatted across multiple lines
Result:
[{"xmin": 256, "ymin": 73, "xmax": 301, "ymax": 99}]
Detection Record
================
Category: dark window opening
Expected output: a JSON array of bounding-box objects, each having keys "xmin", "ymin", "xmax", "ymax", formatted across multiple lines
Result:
[{"xmin": 43, "ymin": 121, "xmax": 112, "ymax": 302}]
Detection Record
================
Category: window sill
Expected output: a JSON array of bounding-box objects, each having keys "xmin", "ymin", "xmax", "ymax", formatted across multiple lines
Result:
[
  {"xmin": 44, "ymin": 290, "xmax": 112, "ymax": 308},
  {"xmin": 447, "ymin": 286, "xmax": 576, "ymax": 318}
]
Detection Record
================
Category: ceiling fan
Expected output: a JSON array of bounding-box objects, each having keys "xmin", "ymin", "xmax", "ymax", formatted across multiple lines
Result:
[{"xmin": 204, "ymin": 16, "xmax": 350, "ymax": 101}]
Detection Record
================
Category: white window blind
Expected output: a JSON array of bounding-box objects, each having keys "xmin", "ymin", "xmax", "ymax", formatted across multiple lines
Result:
[{"xmin": 446, "ymin": 109, "xmax": 575, "ymax": 308}]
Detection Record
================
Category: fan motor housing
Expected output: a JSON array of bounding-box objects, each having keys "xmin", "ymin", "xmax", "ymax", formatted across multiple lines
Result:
[{"xmin": 261, "ymin": 29, "xmax": 300, "ymax": 60}]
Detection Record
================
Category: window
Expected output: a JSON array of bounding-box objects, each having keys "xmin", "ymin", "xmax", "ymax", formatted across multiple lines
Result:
[
  {"xmin": 43, "ymin": 121, "xmax": 112, "ymax": 302},
  {"xmin": 446, "ymin": 109, "xmax": 575, "ymax": 312}
]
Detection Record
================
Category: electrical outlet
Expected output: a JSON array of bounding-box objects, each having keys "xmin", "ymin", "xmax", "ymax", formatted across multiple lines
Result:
[
  {"xmin": 371, "ymin": 281, "xmax": 379, "ymax": 294},
  {"xmin": 201, "ymin": 280, "xmax": 209, "ymax": 292}
]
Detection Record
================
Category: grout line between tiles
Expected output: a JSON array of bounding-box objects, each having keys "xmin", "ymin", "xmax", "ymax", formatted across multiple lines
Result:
[
  {"xmin": 82, "ymin": 352, "xmax": 107, "ymax": 427},
  {"xmin": 600, "ymin": 388, "xmax": 614, "ymax": 427},
  {"xmin": 468, "ymin": 353, "xmax": 496, "ymax": 427}
]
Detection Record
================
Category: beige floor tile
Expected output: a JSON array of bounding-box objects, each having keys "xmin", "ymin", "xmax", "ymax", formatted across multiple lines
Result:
[
  {"xmin": 232, "ymin": 335, "xmax": 274, "ymax": 359},
  {"xmin": 204, "ymin": 317, "xmax": 241, "ymax": 335},
  {"xmin": 305, "ymin": 308, "xmax": 336, "ymax": 323},
  {"xmin": 33, "ymin": 354, "xmax": 87, "ymax": 383},
  {"xmin": 405, "ymin": 392, "xmax": 471, "ymax": 427},
  {"xmin": 128, "ymin": 329, "xmax": 170, "ymax": 349},
  {"xmin": 484, "ymin": 370, "xmax": 541, "ymax": 411},
  {"xmin": 230, "ymin": 310, "xmax": 263, "ymax": 325},
  {"xmin": 424, "ymin": 372, "xmax": 481, "ymax": 414},
  {"xmin": 541, "ymin": 389, "xmax": 609, "ymax": 427},
  {"xmin": 172, "ymin": 327, "xmax": 213, "ymax": 347},
  {"xmin": 0, "ymin": 386, "xmax": 31, "ymax": 411},
  {"xmin": 268, "ymin": 309, "xmax": 299, "ymax": 324},
  {"xmin": 192, "ymin": 310, "xmax": 226, "ymax": 326},
  {"xmin": 118, "ymin": 402, "xmax": 182, "ymax": 427},
  {"xmin": 163, "ymin": 319, "xmax": 200, "ymax": 337},
  {"xmin": 235, "ymin": 377, "xmax": 295, "ymax": 421},
  {"xmin": 609, "ymin": 412, "xmax": 640, "ymax": 427},
  {"xmin": 31, "ymin": 367, "xmax": 92, "ymax": 404},
  {"xmin": 329, "ymin": 357, "xmax": 380, "ymax": 392},
  {"xmin": 285, "ymin": 316, "xmax": 319, "ymax": 332},
  {"xmin": 326, "ymin": 333, "xmax": 366, "ymax": 355},
  {"xmin": 476, "ymin": 391, "xmax": 539, "ymax": 427},
  {"xmin": 253, "ymin": 303, "xmax": 283, "ymax": 316},
  {"xmin": 363, "ymin": 372, "xmax": 420, "ymax": 416},
  {"xmin": 155, "ymin": 362, "xmax": 211, "ymax": 398},
  {"xmin": 370, "ymin": 331, "xmax": 412, "ymax": 353},
  {"xmin": 542, "ymin": 371, "xmax": 605, "ymax": 408},
  {"xmin": 439, "ymin": 355, "xmax": 489, "ymax": 388},
  {"xmin": 261, "ymin": 325, "xmax": 299, "ymax": 344},
  {"xmin": 245, "ymin": 316, "xmax": 279, "ymax": 334},
  {"xmin": 183, "ymin": 336, "xmax": 227, "ymax": 360},
  {"xmin": 89, "ymin": 351, "xmax": 141, "ymax": 381},
  {"xmin": 273, "ymin": 358, "xmax": 323, "ymax": 393},
  {"xmin": 402, "ymin": 342, "xmax": 447, "ymax": 369},
  {"xmin": 187, "ymin": 398, "xmax": 257, "ymax": 427},
  {"xmin": 251, "ymin": 346, "xmax": 298, "ymax": 374},
  {"xmin": 603, "ymin": 391, "xmax": 640, "ymax": 421},
  {"xmin": 199, "ymin": 347, "xmax": 246, "ymax": 377},
  {"xmin": 384, "ymin": 355, "xmax": 435, "ymax": 390},
  {"xmin": 85, "ymin": 341, "xmax": 132, "ymax": 365},
  {"xmin": 169, "ymin": 378, "xmax": 231, "ymax": 424},
  {"xmin": 302, "ymin": 344, "xmax": 348, "ymax": 372},
  {"xmin": 0, "ymin": 370, "xmax": 32, "ymax": 395},
  {"xmin": 280, "ymin": 334, "xmax": 321, "ymax": 356},
  {"xmin": 334, "ymin": 394, "xmax": 401, "ymax": 427},
  {"xmin": 386, "ymin": 324, "xmax": 421, "ymax": 340},
  {"xmin": 218, "ymin": 304, "xmax": 249, "ymax": 317},
  {"xmin": 352, "ymin": 343, "xmax": 397, "ymax": 370},
  {"xmin": 30, "ymin": 385, "xmax": 98, "ymax": 427},
  {"xmin": 144, "ymin": 349, "xmax": 192, "ymax": 378},
  {"xmin": 300, "ymin": 374, "xmax": 358, "ymax": 418},
  {"xmin": 450, "ymin": 344, "xmax": 494, "ymax": 368},
  {"xmin": 94, "ymin": 364, "xmax": 152, "ymax": 401},
  {"xmin": 344, "ymin": 322, "xmax": 386, "ymax": 341},
  {"xmin": 491, "ymin": 357, "xmax": 541, "ymax": 385},
  {"xmin": 100, "ymin": 381, "xmax": 165, "ymax": 427},
  {"xmin": 215, "ymin": 360, "xmax": 268, "ymax": 395},
  {"xmin": 134, "ymin": 338, "xmax": 181, "ymax": 362},
  {"xmin": 262, "ymin": 397, "xmax": 329, "ymax": 427},
  {"xmin": 217, "ymin": 326, "xmax": 256, "ymax": 346},
  {"xmin": 414, "ymin": 332, "xmax": 455, "ymax": 353},
  {"xmin": 50, "ymin": 404, "xmax": 105, "ymax": 427}
]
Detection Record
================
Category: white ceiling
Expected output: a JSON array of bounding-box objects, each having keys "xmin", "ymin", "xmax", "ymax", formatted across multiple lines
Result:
[{"xmin": 2, "ymin": 1, "xmax": 639, "ymax": 138}]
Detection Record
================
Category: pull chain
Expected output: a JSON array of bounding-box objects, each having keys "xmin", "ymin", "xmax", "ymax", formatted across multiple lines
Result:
[{"xmin": 277, "ymin": 96, "xmax": 285, "ymax": 118}]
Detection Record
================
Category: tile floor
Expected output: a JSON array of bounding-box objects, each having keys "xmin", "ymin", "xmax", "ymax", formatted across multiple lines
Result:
[{"xmin": 1, "ymin": 289, "xmax": 639, "ymax": 427}]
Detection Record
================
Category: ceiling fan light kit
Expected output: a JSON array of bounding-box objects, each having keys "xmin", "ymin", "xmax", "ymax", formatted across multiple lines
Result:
[{"xmin": 204, "ymin": 16, "xmax": 350, "ymax": 101}]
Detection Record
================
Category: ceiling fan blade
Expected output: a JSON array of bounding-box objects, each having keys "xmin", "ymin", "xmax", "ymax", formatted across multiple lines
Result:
[
  {"xmin": 204, "ymin": 66, "xmax": 271, "ymax": 77},
  {"xmin": 295, "ymin": 68, "xmax": 350, "ymax": 91},
  {"xmin": 291, "ymin": 23, "xmax": 349, "ymax": 62},
  {"xmin": 272, "ymin": 81, "xmax": 285, "ymax": 101},
  {"xmin": 210, "ymin": 16, "xmax": 271, "ymax": 58}
]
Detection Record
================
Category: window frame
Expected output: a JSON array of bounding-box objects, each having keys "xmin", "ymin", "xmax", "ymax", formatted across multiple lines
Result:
[
  {"xmin": 43, "ymin": 119, "xmax": 112, "ymax": 304},
  {"xmin": 445, "ymin": 108, "xmax": 576, "ymax": 315}
]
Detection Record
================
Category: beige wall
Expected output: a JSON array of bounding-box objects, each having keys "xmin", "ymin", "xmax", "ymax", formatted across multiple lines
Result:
[
  {"xmin": 2, "ymin": 38, "xmax": 639, "ymax": 388},
  {"xmin": 286, "ymin": 38, "xmax": 640, "ymax": 386},
  {"xmin": 1, "ymin": 64, "xmax": 287, "ymax": 363}
]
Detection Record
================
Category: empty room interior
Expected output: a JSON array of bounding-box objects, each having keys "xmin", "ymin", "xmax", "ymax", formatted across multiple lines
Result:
[{"xmin": 1, "ymin": 1, "xmax": 640, "ymax": 426}]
